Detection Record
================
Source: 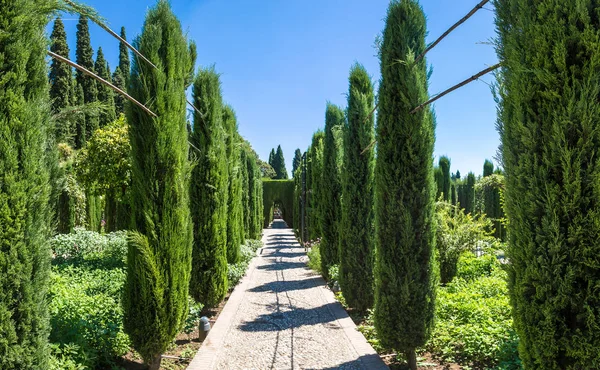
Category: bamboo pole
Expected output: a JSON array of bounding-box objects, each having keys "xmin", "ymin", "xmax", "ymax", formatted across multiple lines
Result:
[
  {"xmin": 410, "ymin": 63, "xmax": 501, "ymax": 114},
  {"xmin": 47, "ymin": 50, "xmax": 157, "ymax": 118},
  {"xmin": 413, "ymin": 0, "xmax": 490, "ymax": 65}
]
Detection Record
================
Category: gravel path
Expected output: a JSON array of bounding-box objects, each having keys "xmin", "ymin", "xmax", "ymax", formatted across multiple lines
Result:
[{"xmin": 191, "ymin": 220, "xmax": 387, "ymax": 370}]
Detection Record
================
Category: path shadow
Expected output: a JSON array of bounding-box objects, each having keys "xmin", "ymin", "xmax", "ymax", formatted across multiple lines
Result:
[
  {"xmin": 238, "ymin": 302, "xmax": 342, "ymax": 332},
  {"xmin": 257, "ymin": 261, "xmax": 307, "ymax": 271},
  {"xmin": 249, "ymin": 277, "xmax": 322, "ymax": 294},
  {"xmin": 263, "ymin": 251, "xmax": 306, "ymax": 259},
  {"xmin": 318, "ymin": 354, "xmax": 390, "ymax": 370}
]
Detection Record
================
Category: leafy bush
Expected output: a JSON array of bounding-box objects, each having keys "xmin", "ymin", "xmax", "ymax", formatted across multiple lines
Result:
[
  {"xmin": 49, "ymin": 230, "xmax": 129, "ymax": 369},
  {"xmin": 228, "ymin": 240, "xmax": 262, "ymax": 287},
  {"xmin": 427, "ymin": 253, "xmax": 520, "ymax": 369},
  {"xmin": 306, "ymin": 240, "xmax": 322, "ymax": 274},
  {"xmin": 183, "ymin": 296, "xmax": 205, "ymax": 337}
]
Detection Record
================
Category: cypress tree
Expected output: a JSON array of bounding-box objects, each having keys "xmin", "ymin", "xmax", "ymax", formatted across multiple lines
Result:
[
  {"xmin": 496, "ymin": 0, "xmax": 600, "ymax": 367},
  {"xmin": 247, "ymin": 154, "xmax": 262, "ymax": 237},
  {"xmin": 465, "ymin": 172, "xmax": 475, "ymax": 214},
  {"xmin": 0, "ymin": 1, "xmax": 53, "ymax": 367},
  {"xmin": 434, "ymin": 166, "xmax": 443, "ymax": 200},
  {"xmin": 450, "ymin": 183, "xmax": 456, "ymax": 205},
  {"xmin": 273, "ymin": 145, "xmax": 288, "ymax": 179},
  {"xmin": 268, "ymin": 148, "xmax": 275, "ymax": 167},
  {"xmin": 49, "ymin": 17, "xmax": 72, "ymax": 143},
  {"xmin": 439, "ymin": 156, "xmax": 451, "ymax": 201},
  {"xmin": 308, "ymin": 131, "xmax": 325, "ymax": 239},
  {"xmin": 223, "ymin": 105, "xmax": 244, "ymax": 263},
  {"xmin": 95, "ymin": 47, "xmax": 116, "ymax": 127},
  {"xmin": 189, "ymin": 67, "xmax": 229, "ymax": 307},
  {"xmin": 119, "ymin": 26, "xmax": 130, "ymax": 80},
  {"xmin": 483, "ymin": 159, "xmax": 494, "ymax": 218},
  {"xmin": 292, "ymin": 148, "xmax": 302, "ymax": 175},
  {"xmin": 321, "ymin": 103, "xmax": 345, "ymax": 277},
  {"xmin": 373, "ymin": 1, "xmax": 436, "ymax": 368},
  {"xmin": 75, "ymin": 84, "xmax": 86, "ymax": 149},
  {"xmin": 123, "ymin": 2, "xmax": 195, "ymax": 368},
  {"xmin": 75, "ymin": 15, "xmax": 98, "ymax": 144},
  {"xmin": 240, "ymin": 148, "xmax": 251, "ymax": 237},
  {"xmin": 339, "ymin": 63, "xmax": 375, "ymax": 311},
  {"xmin": 113, "ymin": 66, "xmax": 126, "ymax": 116}
]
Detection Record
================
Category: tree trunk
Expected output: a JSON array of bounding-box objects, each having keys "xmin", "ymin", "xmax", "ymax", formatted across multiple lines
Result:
[
  {"xmin": 147, "ymin": 354, "xmax": 161, "ymax": 370},
  {"xmin": 407, "ymin": 349, "xmax": 417, "ymax": 370}
]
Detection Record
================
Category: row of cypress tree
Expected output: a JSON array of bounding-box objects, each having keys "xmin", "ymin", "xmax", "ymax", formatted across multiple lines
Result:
[
  {"xmin": 268, "ymin": 145, "xmax": 288, "ymax": 179},
  {"xmin": 1, "ymin": 1, "xmax": 265, "ymax": 369}
]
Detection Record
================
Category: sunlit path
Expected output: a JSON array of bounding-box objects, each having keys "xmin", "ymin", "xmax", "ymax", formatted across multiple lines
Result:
[{"xmin": 190, "ymin": 220, "xmax": 387, "ymax": 370}]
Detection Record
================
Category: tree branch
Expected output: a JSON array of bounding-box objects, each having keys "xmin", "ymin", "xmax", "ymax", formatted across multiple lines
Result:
[
  {"xmin": 413, "ymin": 0, "xmax": 490, "ymax": 65},
  {"xmin": 48, "ymin": 50, "xmax": 157, "ymax": 118},
  {"xmin": 410, "ymin": 63, "xmax": 501, "ymax": 114}
]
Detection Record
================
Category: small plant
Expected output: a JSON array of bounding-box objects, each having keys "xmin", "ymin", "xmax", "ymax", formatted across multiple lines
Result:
[
  {"xmin": 183, "ymin": 297, "xmax": 205, "ymax": 338},
  {"xmin": 306, "ymin": 240, "xmax": 322, "ymax": 274}
]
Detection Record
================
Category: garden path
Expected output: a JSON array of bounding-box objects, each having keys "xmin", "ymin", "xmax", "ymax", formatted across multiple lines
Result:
[{"xmin": 189, "ymin": 220, "xmax": 387, "ymax": 370}]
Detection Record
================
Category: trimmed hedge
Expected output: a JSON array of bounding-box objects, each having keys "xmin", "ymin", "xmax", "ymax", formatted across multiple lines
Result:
[{"xmin": 262, "ymin": 179, "xmax": 295, "ymax": 228}]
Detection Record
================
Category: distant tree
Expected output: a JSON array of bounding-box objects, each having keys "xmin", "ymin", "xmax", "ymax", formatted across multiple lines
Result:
[
  {"xmin": 75, "ymin": 16, "xmax": 98, "ymax": 146},
  {"xmin": 258, "ymin": 160, "xmax": 276, "ymax": 179},
  {"xmin": 455, "ymin": 170, "xmax": 461, "ymax": 180},
  {"xmin": 321, "ymin": 103, "xmax": 345, "ymax": 277},
  {"xmin": 95, "ymin": 47, "xmax": 116, "ymax": 128},
  {"xmin": 119, "ymin": 26, "xmax": 130, "ymax": 80},
  {"xmin": 113, "ymin": 66, "xmax": 126, "ymax": 115},
  {"xmin": 339, "ymin": 63, "xmax": 375, "ymax": 311},
  {"xmin": 0, "ymin": 1, "xmax": 54, "ymax": 366},
  {"xmin": 50, "ymin": 17, "xmax": 73, "ymax": 143},
  {"xmin": 272, "ymin": 145, "xmax": 288, "ymax": 179},
  {"xmin": 373, "ymin": 1, "xmax": 437, "ymax": 369},
  {"xmin": 268, "ymin": 148, "xmax": 275, "ymax": 167},
  {"xmin": 189, "ymin": 67, "xmax": 229, "ymax": 307},
  {"xmin": 292, "ymin": 148, "xmax": 302, "ymax": 175},
  {"xmin": 439, "ymin": 156, "xmax": 451, "ymax": 201},
  {"xmin": 464, "ymin": 172, "xmax": 475, "ymax": 214},
  {"xmin": 122, "ymin": 2, "xmax": 195, "ymax": 368},
  {"xmin": 434, "ymin": 166, "xmax": 443, "ymax": 200}
]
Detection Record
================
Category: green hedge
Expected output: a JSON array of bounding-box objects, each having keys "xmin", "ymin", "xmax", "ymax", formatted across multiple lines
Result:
[{"xmin": 262, "ymin": 179, "xmax": 294, "ymax": 228}]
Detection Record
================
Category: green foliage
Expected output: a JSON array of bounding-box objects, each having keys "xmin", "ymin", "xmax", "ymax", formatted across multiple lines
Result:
[
  {"xmin": 57, "ymin": 155, "xmax": 87, "ymax": 234},
  {"xmin": 246, "ymin": 151, "xmax": 264, "ymax": 239},
  {"xmin": 439, "ymin": 156, "xmax": 451, "ymax": 202},
  {"xmin": 262, "ymin": 179, "xmax": 295, "ymax": 228},
  {"xmin": 227, "ymin": 239, "xmax": 263, "ymax": 287},
  {"xmin": 118, "ymin": 26, "xmax": 130, "ymax": 81},
  {"xmin": 123, "ymin": 1, "xmax": 195, "ymax": 366},
  {"xmin": 0, "ymin": 1, "xmax": 53, "ymax": 367},
  {"xmin": 223, "ymin": 106, "xmax": 244, "ymax": 264},
  {"xmin": 94, "ymin": 47, "xmax": 116, "ymax": 128},
  {"xmin": 306, "ymin": 240, "xmax": 323, "ymax": 275},
  {"xmin": 495, "ymin": 0, "xmax": 600, "ymax": 367},
  {"xmin": 50, "ymin": 17, "xmax": 73, "ymax": 143},
  {"xmin": 339, "ymin": 63, "xmax": 375, "ymax": 312},
  {"xmin": 464, "ymin": 172, "xmax": 476, "ymax": 214},
  {"xmin": 75, "ymin": 15, "xmax": 98, "ymax": 148},
  {"xmin": 292, "ymin": 148, "xmax": 302, "ymax": 175},
  {"xmin": 320, "ymin": 103, "xmax": 345, "ymax": 278},
  {"xmin": 272, "ymin": 145, "xmax": 288, "ymax": 179},
  {"xmin": 427, "ymin": 254, "xmax": 520, "ymax": 369},
  {"xmin": 189, "ymin": 67, "xmax": 229, "ymax": 307},
  {"xmin": 307, "ymin": 131, "xmax": 325, "ymax": 240},
  {"xmin": 478, "ymin": 173, "xmax": 506, "ymax": 240},
  {"xmin": 436, "ymin": 201, "xmax": 494, "ymax": 284},
  {"xmin": 373, "ymin": 0, "xmax": 436, "ymax": 358}
]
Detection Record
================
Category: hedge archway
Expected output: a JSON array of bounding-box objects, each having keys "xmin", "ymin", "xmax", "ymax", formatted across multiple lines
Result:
[{"xmin": 262, "ymin": 179, "xmax": 294, "ymax": 228}]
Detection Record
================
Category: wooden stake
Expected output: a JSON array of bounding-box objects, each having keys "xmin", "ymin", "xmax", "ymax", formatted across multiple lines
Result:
[
  {"xmin": 410, "ymin": 63, "xmax": 501, "ymax": 114},
  {"xmin": 47, "ymin": 50, "xmax": 157, "ymax": 118},
  {"xmin": 413, "ymin": 0, "xmax": 490, "ymax": 65}
]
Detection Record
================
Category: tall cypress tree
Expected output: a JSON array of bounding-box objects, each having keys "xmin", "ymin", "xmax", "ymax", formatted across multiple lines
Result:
[
  {"xmin": 189, "ymin": 67, "xmax": 229, "ymax": 307},
  {"xmin": 49, "ymin": 17, "xmax": 72, "ymax": 143},
  {"xmin": 119, "ymin": 26, "xmax": 130, "ymax": 80},
  {"xmin": 483, "ymin": 159, "xmax": 494, "ymax": 218},
  {"xmin": 339, "ymin": 63, "xmax": 375, "ymax": 311},
  {"xmin": 0, "ymin": 1, "xmax": 53, "ymax": 367},
  {"xmin": 292, "ymin": 148, "xmax": 302, "ymax": 175},
  {"xmin": 223, "ymin": 105, "xmax": 244, "ymax": 263},
  {"xmin": 496, "ymin": 0, "xmax": 600, "ymax": 367},
  {"xmin": 373, "ymin": 1, "xmax": 436, "ymax": 368},
  {"xmin": 75, "ymin": 16, "xmax": 98, "ymax": 145},
  {"xmin": 268, "ymin": 148, "xmax": 275, "ymax": 167},
  {"xmin": 272, "ymin": 145, "xmax": 288, "ymax": 179},
  {"xmin": 308, "ymin": 131, "xmax": 325, "ymax": 240},
  {"xmin": 240, "ymin": 147, "xmax": 251, "ymax": 237},
  {"xmin": 320, "ymin": 103, "xmax": 345, "ymax": 278},
  {"xmin": 439, "ymin": 156, "xmax": 451, "ymax": 201},
  {"xmin": 123, "ymin": 2, "xmax": 195, "ymax": 368},
  {"xmin": 95, "ymin": 47, "xmax": 116, "ymax": 127},
  {"xmin": 247, "ymin": 153, "xmax": 262, "ymax": 238},
  {"xmin": 464, "ymin": 172, "xmax": 475, "ymax": 214},
  {"xmin": 113, "ymin": 66, "xmax": 126, "ymax": 116}
]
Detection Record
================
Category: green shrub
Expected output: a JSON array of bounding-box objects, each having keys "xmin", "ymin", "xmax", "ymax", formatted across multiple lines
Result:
[
  {"xmin": 50, "ymin": 228, "xmax": 127, "ymax": 265},
  {"xmin": 306, "ymin": 241, "xmax": 322, "ymax": 275},
  {"xmin": 227, "ymin": 240, "xmax": 262, "ymax": 287},
  {"xmin": 427, "ymin": 255, "xmax": 520, "ymax": 369}
]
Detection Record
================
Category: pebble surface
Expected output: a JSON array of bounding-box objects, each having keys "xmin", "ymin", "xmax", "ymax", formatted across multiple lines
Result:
[{"xmin": 206, "ymin": 220, "xmax": 385, "ymax": 370}]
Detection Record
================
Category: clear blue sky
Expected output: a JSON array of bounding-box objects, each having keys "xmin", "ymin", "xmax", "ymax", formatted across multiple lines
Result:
[{"xmin": 56, "ymin": 0, "xmax": 499, "ymax": 177}]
